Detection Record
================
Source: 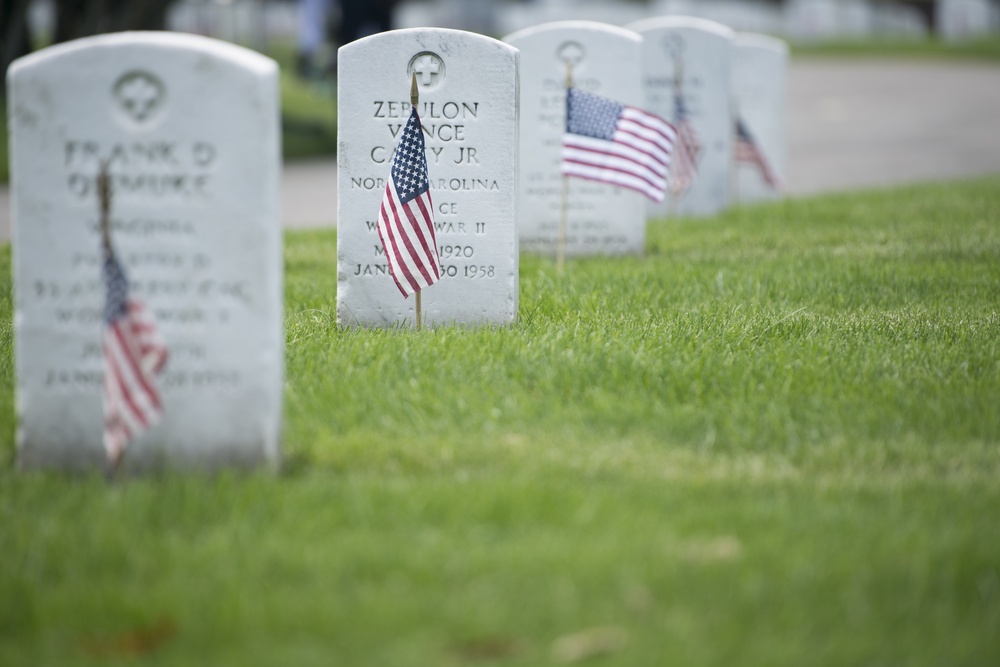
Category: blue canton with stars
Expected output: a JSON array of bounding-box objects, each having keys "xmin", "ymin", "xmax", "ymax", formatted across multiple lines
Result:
[
  {"xmin": 674, "ymin": 94, "xmax": 690, "ymax": 123},
  {"xmin": 736, "ymin": 117, "xmax": 753, "ymax": 143},
  {"xmin": 566, "ymin": 88, "xmax": 623, "ymax": 140},
  {"xmin": 103, "ymin": 247, "xmax": 130, "ymax": 325},
  {"xmin": 391, "ymin": 108, "xmax": 430, "ymax": 204}
]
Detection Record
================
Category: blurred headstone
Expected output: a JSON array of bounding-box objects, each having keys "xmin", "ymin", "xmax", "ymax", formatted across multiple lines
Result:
[
  {"xmin": 628, "ymin": 16, "xmax": 735, "ymax": 217},
  {"xmin": 731, "ymin": 32, "xmax": 788, "ymax": 203},
  {"xmin": 651, "ymin": 0, "xmax": 783, "ymax": 34},
  {"xmin": 504, "ymin": 21, "xmax": 646, "ymax": 256},
  {"xmin": 494, "ymin": 0, "xmax": 651, "ymax": 36},
  {"xmin": 938, "ymin": 0, "xmax": 998, "ymax": 41},
  {"xmin": 783, "ymin": 0, "xmax": 840, "ymax": 40},
  {"xmin": 7, "ymin": 32, "xmax": 283, "ymax": 472}
]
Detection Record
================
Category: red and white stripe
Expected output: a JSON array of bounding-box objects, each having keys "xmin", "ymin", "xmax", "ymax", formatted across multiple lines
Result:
[
  {"xmin": 562, "ymin": 107, "xmax": 676, "ymax": 203},
  {"xmin": 669, "ymin": 121, "xmax": 701, "ymax": 197},
  {"xmin": 376, "ymin": 179, "xmax": 441, "ymax": 298},
  {"xmin": 736, "ymin": 138, "xmax": 782, "ymax": 189},
  {"xmin": 103, "ymin": 298, "xmax": 167, "ymax": 461}
]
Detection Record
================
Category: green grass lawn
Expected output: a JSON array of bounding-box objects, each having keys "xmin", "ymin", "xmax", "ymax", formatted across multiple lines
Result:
[
  {"xmin": 791, "ymin": 34, "xmax": 1000, "ymax": 61},
  {"xmin": 272, "ymin": 41, "xmax": 338, "ymax": 160},
  {"xmin": 1, "ymin": 178, "xmax": 999, "ymax": 665}
]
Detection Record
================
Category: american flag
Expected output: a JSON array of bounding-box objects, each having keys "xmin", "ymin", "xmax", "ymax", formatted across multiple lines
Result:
[
  {"xmin": 376, "ymin": 106, "xmax": 441, "ymax": 297},
  {"xmin": 561, "ymin": 87, "xmax": 676, "ymax": 203},
  {"xmin": 102, "ymin": 243, "xmax": 168, "ymax": 464},
  {"xmin": 669, "ymin": 92, "xmax": 701, "ymax": 198},
  {"xmin": 735, "ymin": 117, "xmax": 781, "ymax": 189}
]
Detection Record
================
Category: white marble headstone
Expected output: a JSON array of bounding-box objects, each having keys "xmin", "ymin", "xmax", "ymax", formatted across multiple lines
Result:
[
  {"xmin": 7, "ymin": 32, "xmax": 283, "ymax": 471},
  {"xmin": 731, "ymin": 32, "xmax": 788, "ymax": 204},
  {"xmin": 628, "ymin": 16, "xmax": 734, "ymax": 218},
  {"xmin": 783, "ymin": 0, "xmax": 840, "ymax": 40},
  {"xmin": 504, "ymin": 21, "xmax": 646, "ymax": 256},
  {"xmin": 337, "ymin": 28, "xmax": 519, "ymax": 327},
  {"xmin": 873, "ymin": 4, "xmax": 927, "ymax": 37},
  {"xmin": 495, "ymin": 1, "xmax": 651, "ymax": 35},
  {"xmin": 650, "ymin": 0, "xmax": 784, "ymax": 35},
  {"xmin": 938, "ymin": 0, "xmax": 997, "ymax": 41}
]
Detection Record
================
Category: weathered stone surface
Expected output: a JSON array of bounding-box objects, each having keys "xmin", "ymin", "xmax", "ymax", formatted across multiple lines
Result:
[{"xmin": 7, "ymin": 32, "xmax": 283, "ymax": 471}]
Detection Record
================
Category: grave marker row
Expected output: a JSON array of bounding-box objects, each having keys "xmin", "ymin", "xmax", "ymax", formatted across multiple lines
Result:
[
  {"xmin": 6, "ymin": 21, "xmax": 787, "ymax": 471},
  {"xmin": 629, "ymin": 16, "xmax": 735, "ymax": 218},
  {"xmin": 732, "ymin": 32, "xmax": 788, "ymax": 203}
]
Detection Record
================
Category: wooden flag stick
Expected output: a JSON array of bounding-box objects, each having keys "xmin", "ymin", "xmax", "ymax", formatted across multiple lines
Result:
[
  {"xmin": 98, "ymin": 160, "xmax": 112, "ymax": 253},
  {"xmin": 97, "ymin": 161, "xmax": 125, "ymax": 480},
  {"xmin": 731, "ymin": 102, "xmax": 740, "ymax": 208},
  {"xmin": 411, "ymin": 72, "xmax": 423, "ymax": 331},
  {"xmin": 557, "ymin": 61, "xmax": 573, "ymax": 274},
  {"xmin": 668, "ymin": 53, "xmax": 683, "ymax": 219}
]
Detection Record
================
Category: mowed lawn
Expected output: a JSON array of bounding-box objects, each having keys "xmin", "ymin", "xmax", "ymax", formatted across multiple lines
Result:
[{"xmin": 1, "ymin": 177, "xmax": 999, "ymax": 666}]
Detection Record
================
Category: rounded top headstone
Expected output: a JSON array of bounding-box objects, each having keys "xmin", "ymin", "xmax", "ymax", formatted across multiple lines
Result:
[
  {"xmin": 503, "ymin": 20, "xmax": 642, "ymax": 45},
  {"xmin": 734, "ymin": 32, "xmax": 789, "ymax": 54},
  {"xmin": 8, "ymin": 31, "xmax": 276, "ymax": 80},
  {"xmin": 336, "ymin": 26, "xmax": 521, "ymax": 327},
  {"xmin": 7, "ymin": 30, "xmax": 283, "ymax": 472},
  {"xmin": 627, "ymin": 16, "xmax": 736, "ymax": 40}
]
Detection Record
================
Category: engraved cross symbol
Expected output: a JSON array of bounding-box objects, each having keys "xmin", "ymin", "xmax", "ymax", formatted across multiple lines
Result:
[
  {"xmin": 557, "ymin": 41, "xmax": 585, "ymax": 67},
  {"xmin": 115, "ymin": 72, "xmax": 163, "ymax": 122},
  {"xmin": 412, "ymin": 55, "xmax": 440, "ymax": 86}
]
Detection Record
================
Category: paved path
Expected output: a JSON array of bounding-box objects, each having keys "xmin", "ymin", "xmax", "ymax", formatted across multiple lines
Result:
[
  {"xmin": 2, "ymin": 58, "xmax": 999, "ymax": 240},
  {"xmin": 787, "ymin": 59, "xmax": 1000, "ymax": 195}
]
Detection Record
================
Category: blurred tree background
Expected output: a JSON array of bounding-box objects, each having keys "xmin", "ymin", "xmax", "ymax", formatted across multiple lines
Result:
[
  {"xmin": 2, "ymin": 0, "xmax": 174, "ymax": 79},
  {"xmin": 0, "ymin": 0, "xmax": 338, "ymax": 173}
]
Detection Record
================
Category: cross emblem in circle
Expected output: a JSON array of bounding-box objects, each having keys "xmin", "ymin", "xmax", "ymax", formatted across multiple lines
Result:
[
  {"xmin": 412, "ymin": 54, "xmax": 441, "ymax": 86},
  {"xmin": 662, "ymin": 34, "xmax": 686, "ymax": 59},
  {"xmin": 557, "ymin": 41, "xmax": 585, "ymax": 67},
  {"xmin": 114, "ymin": 71, "xmax": 164, "ymax": 122}
]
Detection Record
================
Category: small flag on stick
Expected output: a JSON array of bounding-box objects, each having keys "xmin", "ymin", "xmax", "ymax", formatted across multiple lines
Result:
[
  {"xmin": 561, "ymin": 87, "xmax": 676, "ymax": 203},
  {"xmin": 99, "ymin": 166, "xmax": 168, "ymax": 466},
  {"xmin": 668, "ymin": 93, "xmax": 701, "ymax": 198},
  {"xmin": 735, "ymin": 116, "xmax": 781, "ymax": 190},
  {"xmin": 375, "ymin": 94, "xmax": 441, "ymax": 299}
]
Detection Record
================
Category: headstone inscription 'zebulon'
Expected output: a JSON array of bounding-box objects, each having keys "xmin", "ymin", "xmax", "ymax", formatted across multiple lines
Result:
[
  {"xmin": 732, "ymin": 32, "xmax": 788, "ymax": 203},
  {"xmin": 504, "ymin": 21, "xmax": 646, "ymax": 257},
  {"xmin": 7, "ymin": 32, "xmax": 283, "ymax": 471},
  {"xmin": 628, "ymin": 16, "xmax": 735, "ymax": 218},
  {"xmin": 337, "ymin": 28, "xmax": 519, "ymax": 327}
]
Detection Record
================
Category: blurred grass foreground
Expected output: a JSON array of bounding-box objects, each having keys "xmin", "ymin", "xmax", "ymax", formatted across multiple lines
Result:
[{"xmin": 0, "ymin": 177, "xmax": 999, "ymax": 665}]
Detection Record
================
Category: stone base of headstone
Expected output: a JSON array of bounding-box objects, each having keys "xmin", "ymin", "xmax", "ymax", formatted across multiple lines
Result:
[{"xmin": 732, "ymin": 32, "xmax": 788, "ymax": 204}]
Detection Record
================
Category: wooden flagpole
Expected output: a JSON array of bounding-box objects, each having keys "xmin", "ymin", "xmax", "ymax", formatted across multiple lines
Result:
[
  {"xmin": 557, "ymin": 61, "xmax": 573, "ymax": 274},
  {"xmin": 731, "ymin": 101, "xmax": 741, "ymax": 208},
  {"xmin": 98, "ymin": 161, "xmax": 112, "ymax": 255},
  {"xmin": 668, "ymin": 53, "xmax": 683, "ymax": 219},
  {"xmin": 97, "ymin": 161, "xmax": 124, "ymax": 479},
  {"xmin": 411, "ymin": 72, "xmax": 423, "ymax": 331}
]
